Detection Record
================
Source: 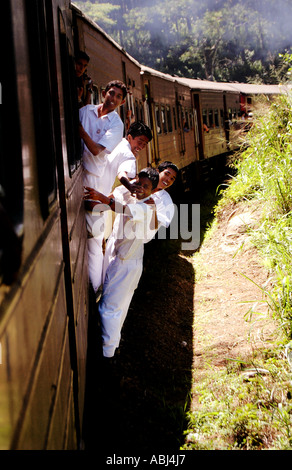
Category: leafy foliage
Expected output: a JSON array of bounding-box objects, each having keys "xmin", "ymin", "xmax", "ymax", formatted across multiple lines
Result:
[{"xmin": 74, "ymin": 0, "xmax": 292, "ymax": 82}]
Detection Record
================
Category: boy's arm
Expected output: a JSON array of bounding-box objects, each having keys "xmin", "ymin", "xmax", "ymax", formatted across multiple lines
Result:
[
  {"xmin": 144, "ymin": 197, "xmax": 158, "ymax": 230},
  {"xmin": 79, "ymin": 123, "xmax": 105, "ymax": 156},
  {"xmin": 118, "ymin": 172, "xmax": 140, "ymax": 195},
  {"xmin": 84, "ymin": 186, "xmax": 121, "ymax": 213}
]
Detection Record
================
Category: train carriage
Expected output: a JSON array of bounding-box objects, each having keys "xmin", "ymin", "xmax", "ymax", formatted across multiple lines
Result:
[
  {"xmin": 0, "ymin": 0, "xmax": 288, "ymax": 451},
  {"xmin": 0, "ymin": 0, "xmax": 88, "ymax": 449},
  {"xmin": 140, "ymin": 66, "xmax": 200, "ymax": 176}
]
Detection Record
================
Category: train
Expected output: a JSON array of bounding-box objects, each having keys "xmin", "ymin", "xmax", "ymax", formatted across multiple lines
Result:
[{"xmin": 0, "ymin": 0, "xmax": 287, "ymax": 450}]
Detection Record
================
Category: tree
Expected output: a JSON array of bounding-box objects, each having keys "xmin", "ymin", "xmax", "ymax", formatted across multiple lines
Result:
[{"xmin": 75, "ymin": 0, "xmax": 292, "ymax": 83}]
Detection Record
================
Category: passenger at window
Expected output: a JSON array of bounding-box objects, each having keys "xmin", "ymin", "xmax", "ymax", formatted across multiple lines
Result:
[{"xmin": 75, "ymin": 50, "xmax": 93, "ymax": 108}]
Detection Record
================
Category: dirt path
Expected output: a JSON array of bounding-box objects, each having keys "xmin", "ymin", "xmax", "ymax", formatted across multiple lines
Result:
[{"xmin": 191, "ymin": 200, "xmax": 277, "ymax": 397}]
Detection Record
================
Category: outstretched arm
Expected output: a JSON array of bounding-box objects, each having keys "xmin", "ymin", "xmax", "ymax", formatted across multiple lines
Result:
[
  {"xmin": 84, "ymin": 186, "xmax": 117, "ymax": 211},
  {"xmin": 118, "ymin": 173, "xmax": 141, "ymax": 195},
  {"xmin": 144, "ymin": 197, "xmax": 158, "ymax": 230}
]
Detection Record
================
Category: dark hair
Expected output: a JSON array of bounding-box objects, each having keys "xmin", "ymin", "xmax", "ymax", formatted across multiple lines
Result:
[
  {"xmin": 138, "ymin": 167, "xmax": 159, "ymax": 189},
  {"xmin": 157, "ymin": 161, "xmax": 179, "ymax": 175},
  {"xmin": 127, "ymin": 121, "xmax": 152, "ymax": 141},
  {"xmin": 75, "ymin": 51, "xmax": 90, "ymax": 62},
  {"xmin": 104, "ymin": 80, "xmax": 127, "ymax": 99}
]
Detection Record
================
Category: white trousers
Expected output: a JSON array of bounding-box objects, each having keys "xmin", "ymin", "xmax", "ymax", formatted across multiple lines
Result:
[
  {"xmin": 84, "ymin": 170, "xmax": 112, "ymax": 293},
  {"xmin": 98, "ymin": 256, "xmax": 143, "ymax": 357},
  {"xmin": 86, "ymin": 209, "xmax": 105, "ymax": 292}
]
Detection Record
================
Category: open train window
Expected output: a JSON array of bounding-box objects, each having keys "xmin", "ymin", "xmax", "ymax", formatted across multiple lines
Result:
[
  {"xmin": 92, "ymin": 85, "xmax": 99, "ymax": 105},
  {"xmin": 166, "ymin": 106, "xmax": 172, "ymax": 132},
  {"xmin": 161, "ymin": 106, "xmax": 167, "ymax": 133},
  {"xmin": 155, "ymin": 104, "xmax": 161, "ymax": 134},
  {"xmin": 202, "ymin": 109, "xmax": 208, "ymax": 127},
  {"xmin": 25, "ymin": 1, "xmax": 58, "ymax": 218},
  {"xmin": 0, "ymin": 1, "xmax": 24, "ymax": 285},
  {"xmin": 140, "ymin": 102, "xmax": 144, "ymax": 122},
  {"xmin": 214, "ymin": 109, "xmax": 219, "ymax": 127},
  {"xmin": 59, "ymin": 10, "xmax": 81, "ymax": 176},
  {"xmin": 220, "ymin": 109, "xmax": 224, "ymax": 125},
  {"xmin": 135, "ymin": 99, "xmax": 141, "ymax": 121},
  {"xmin": 208, "ymin": 109, "xmax": 214, "ymax": 128},
  {"xmin": 173, "ymin": 107, "xmax": 177, "ymax": 130}
]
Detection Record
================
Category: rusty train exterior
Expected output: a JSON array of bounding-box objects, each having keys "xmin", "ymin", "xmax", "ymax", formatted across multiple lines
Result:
[{"xmin": 0, "ymin": 0, "xmax": 285, "ymax": 450}]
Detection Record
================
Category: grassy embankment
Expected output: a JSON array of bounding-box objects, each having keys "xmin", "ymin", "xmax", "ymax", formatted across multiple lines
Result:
[{"xmin": 182, "ymin": 91, "xmax": 292, "ymax": 450}]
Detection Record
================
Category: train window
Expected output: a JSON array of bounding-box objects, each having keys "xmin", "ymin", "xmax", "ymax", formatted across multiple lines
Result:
[
  {"xmin": 92, "ymin": 85, "xmax": 99, "ymax": 105},
  {"xmin": 208, "ymin": 109, "xmax": 214, "ymax": 128},
  {"xmin": 202, "ymin": 109, "xmax": 208, "ymax": 127},
  {"xmin": 173, "ymin": 107, "xmax": 177, "ymax": 130},
  {"xmin": 194, "ymin": 109, "xmax": 200, "ymax": 144},
  {"xmin": 228, "ymin": 108, "xmax": 232, "ymax": 120},
  {"xmin": 126, "ymin": 88, "xmax": 135, "ymax": 121},
  {"xmin": 176, "ymin": 105, "xmax": 182, "ymax": 128},
  {"xmin": 140, "ymin": 102, "xmax": 144, "ymax": 122},
  {"xmin": 135, "ymin": 99, "xmax": 140, "ymax": 121},
  {"xmin": 214, "ymin": 109, "xmax": 219, "ymax": 127},
  {"xmin": 167, "ymin": 106, "xmax": 172, "ymax": 132},
  {"xmin": 58, "ymin": 11, "xmax": 81, "ymax": 177},
  {"xmin": 189, "ymin": 111, "xmax": 193, "ymax": 129},
  {"xmin": 0, "ymin": 1, "xmax": 24, "ymax": 285},
  {"xmin": 161, "ymin": 106, "xmax": 167, "ymax": 133},
  {"xmin": 155, "ymin": 105, "xmax": 161, "ymax": 134},
  {"xmin": 183, "ymin": 109, "xmax": 190, "ymax": 131},
  {"xmin": 25, "ymin": 1, "xmax": 60, "ymax": 218}
]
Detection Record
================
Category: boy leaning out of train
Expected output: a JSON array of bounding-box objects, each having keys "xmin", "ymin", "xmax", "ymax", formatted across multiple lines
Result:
[
  {"xmin": 84, "ymin": 167, "xmax": 159, "ymax": 359},
  {"xmin": 79, "ymin": 80, "xmax": 127, "ymax": 293}
]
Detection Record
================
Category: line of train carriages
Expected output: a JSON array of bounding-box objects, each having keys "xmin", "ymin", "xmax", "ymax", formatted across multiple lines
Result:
[{"xmin": 0, "ymin": 0, "xmax": 287, "ymax": 450}]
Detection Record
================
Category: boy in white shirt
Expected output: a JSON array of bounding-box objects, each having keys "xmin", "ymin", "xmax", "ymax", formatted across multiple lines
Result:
[
  {"xmin": 84, "ymin": 167, "xmax": 159, "ymax": 358},
  {"xmin": 152, "ymin": 161, "xmax": 178, "ymax": 230},
  {"xmin": 84, "ymin": 121, "xmax": 152, "ymax": 294}
]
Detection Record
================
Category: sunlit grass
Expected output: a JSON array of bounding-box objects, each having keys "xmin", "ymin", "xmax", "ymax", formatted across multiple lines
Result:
[
  {"xmin": 183, "ymin": 91, "xmax": 292, "ymax": 450},
  {"xmin": 216, "ymin": 92, "xmax": 292, "ymax": 340}
]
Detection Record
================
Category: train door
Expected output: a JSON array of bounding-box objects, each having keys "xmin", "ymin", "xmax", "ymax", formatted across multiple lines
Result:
[
  {"xmin": 58, "ymin": 8, "xmax": 90, "ymax": 445},
  {"xmin": 175, "ymin": 91, "xmax": 186, "ymax": 155},
  {"xmin": 143, "ymin": 80, "xmax": 159, "ymax": 165},
  {"xmin": 192, "ymin": 93, "xmax": 204, "ymax": 160},
  {"xmin": 223, "ymin": 93, "xmax": 230, "ymax": 146}
]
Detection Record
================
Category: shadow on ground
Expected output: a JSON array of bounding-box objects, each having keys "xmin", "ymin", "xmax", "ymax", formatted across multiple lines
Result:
[{"xmin": 82, "ymin": 182, "xmax": 223, "ymax": 453}]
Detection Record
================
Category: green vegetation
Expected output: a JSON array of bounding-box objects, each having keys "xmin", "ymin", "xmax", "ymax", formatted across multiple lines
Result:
[
  {"xmin": 182, "ymin": 352, "xmax": 292, "ymax": 449},
  {"xmin": 182, "ymin": 70, "xmax": 292, "ymax": 449},
  {"xmin": 74, "ymin": 0, "xmax": 292, "ymax": 83},
  {"xmin": 216, "ymin": 90, "xmax": 292, "ymax": 340}
]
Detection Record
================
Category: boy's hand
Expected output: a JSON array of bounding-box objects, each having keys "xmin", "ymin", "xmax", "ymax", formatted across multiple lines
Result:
[
  {"xmin": 128, "ymin": 181, "xmax": 142, "ymax": 195},
  {"xmin": 83, "ymin": 186, "xmax": 102, "ymax": 201},
  {"xmin": 144, "ymin": 197, "xmax": 155, "ymax": 205}
]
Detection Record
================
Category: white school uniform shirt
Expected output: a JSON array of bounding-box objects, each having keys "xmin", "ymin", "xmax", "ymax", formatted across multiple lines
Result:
[
  {"xmin": 79, "ymin": 104, "xmax": 123, "ymax": 177},
  {"xmin": 152, "ymin": 189, "xmax": 175, "ymax": 228},
  {"xmin": 108, "ymin": 186, "xmax": 156, "ymax": 261},
  {"xmin": 102, "ymin": 138, "xmax": 137, "ymax": 196}
]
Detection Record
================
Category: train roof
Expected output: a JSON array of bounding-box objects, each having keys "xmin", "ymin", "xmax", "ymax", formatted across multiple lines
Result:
[
  {"xmin": 227, "ymin": 82, "xmax": 286, "ymax": 95},
  {"xmin": 174, "ymin": 77, "xmax": 289, "ymax": 95},
  {"xmin": 140, "ymin": 68, "xmax": 288, "ymax": 95},
  {"xmin": 71, "ymin": 2, "xmax": 141, "ymax": 68},
  {"xmin": 175, "ymin": 77, "xmax": 239, "ymax": 92}
]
